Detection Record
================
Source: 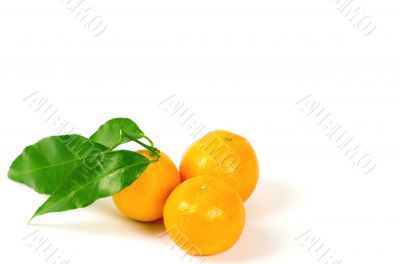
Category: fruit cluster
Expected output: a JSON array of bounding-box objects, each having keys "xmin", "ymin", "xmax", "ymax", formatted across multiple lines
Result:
[{"xmin": 8, "ymin": 118, "xmax": 259, "ymax": 256}]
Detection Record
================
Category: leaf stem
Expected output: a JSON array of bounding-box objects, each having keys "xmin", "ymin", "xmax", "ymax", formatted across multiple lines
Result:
[
  {"xmin": 134, "ymin": 138, "xmax": 160, "ymax": 162},
  {"xmin": 122, "ymin": 133, "xmax": 160, "ymax": 162},
  {"xmin": 143, "ymin": 135, "xmax": 154, "ymax": 148}
]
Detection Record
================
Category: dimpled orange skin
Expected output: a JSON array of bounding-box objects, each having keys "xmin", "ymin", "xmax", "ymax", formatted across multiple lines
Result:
[
  {"xmin": 179, "ymin": 130, "xmax": 259, "ymax": 201},
  {"xmin": 112, "ymin": 150, "xmax": 180, "ymax": 222},
  {"xmin": 163, "ymin": 175, "xmax": 245, "ymax": 256}
]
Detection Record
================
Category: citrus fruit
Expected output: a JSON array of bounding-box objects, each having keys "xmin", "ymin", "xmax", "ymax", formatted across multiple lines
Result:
[
  {"xmin": 163, "ymin": 175, "xmax": 245, "ymax": 256},
  {"xmin": 179, "ymin": 130, "xmax": 259, "ymax": 201},
  {"xmin": 112, "ymin": 149, "xmax": 180, "ymax": 222}
]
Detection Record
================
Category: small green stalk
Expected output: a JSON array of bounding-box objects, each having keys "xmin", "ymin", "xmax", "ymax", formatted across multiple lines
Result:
[{"xmin": 123, "ymin": 133, "xmax": 160, "ymax": 162}]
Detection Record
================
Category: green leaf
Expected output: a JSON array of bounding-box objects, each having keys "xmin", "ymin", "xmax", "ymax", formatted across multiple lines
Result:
[
  {"xmin": 8, "ymin": 135, "xmax": 109, "ymax": 194},
  {"xmin": 90, "ymin": 118, "xmax": 146, "ymax": 149},
  {"xmin": 31, "ymin": 150, "xmax": 151, "ymax": 221}
]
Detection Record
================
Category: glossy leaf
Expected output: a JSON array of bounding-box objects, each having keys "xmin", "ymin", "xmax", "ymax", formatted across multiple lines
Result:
[
  {"xmin": 90, "ymin": 118, "xmax": 145, "ymax": 149},
  {"xmin": 8, "ymin": 135, "xmax": 109, "ymax": 194},
  {"xmin": 31, "ymin": 150, "xmax": 151, "ymax": 220}
]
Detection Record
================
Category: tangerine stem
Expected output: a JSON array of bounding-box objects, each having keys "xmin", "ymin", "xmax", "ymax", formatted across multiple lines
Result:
[{"xmin": 121, "ymin": 133, "xmax": 160, "ymax": 162}]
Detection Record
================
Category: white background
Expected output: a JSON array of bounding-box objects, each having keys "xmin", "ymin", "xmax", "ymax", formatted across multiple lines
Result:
[{"xmin": 1, "ymin": 0, "xmax": 399, "ymax": 263}]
